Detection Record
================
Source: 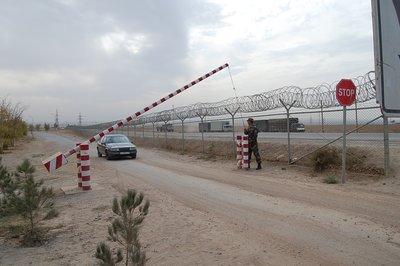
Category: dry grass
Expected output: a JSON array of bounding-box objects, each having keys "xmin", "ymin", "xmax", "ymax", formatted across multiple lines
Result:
[
  {"xmin": 68, "ymin": 129, "xmax": 385, "ymax": 176},
  {"xmin": 132, "ymin": 137, "xmax": 384, "ymax": 176}
]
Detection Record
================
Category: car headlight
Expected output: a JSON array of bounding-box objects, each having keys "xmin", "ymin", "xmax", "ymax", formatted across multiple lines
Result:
[{"xmin": 129, "ymin": 147, "xmax": 135, "ymax": 151}]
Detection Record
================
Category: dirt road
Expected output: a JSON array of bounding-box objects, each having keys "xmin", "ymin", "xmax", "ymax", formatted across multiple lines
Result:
[{"xmin": 1, "ymin": 132, "xmax": 400, "ymax": 265}]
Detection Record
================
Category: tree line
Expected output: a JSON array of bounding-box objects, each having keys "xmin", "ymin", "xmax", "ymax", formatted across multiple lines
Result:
[{"xmin": 0, "ymin": 98, "xmax": 27, "ymax": 152}]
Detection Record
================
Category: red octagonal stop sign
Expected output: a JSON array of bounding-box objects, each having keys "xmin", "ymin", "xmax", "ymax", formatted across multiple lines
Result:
[{"xmin": 336, "ymin": 79, "xmax": 357, "ymax": 106}]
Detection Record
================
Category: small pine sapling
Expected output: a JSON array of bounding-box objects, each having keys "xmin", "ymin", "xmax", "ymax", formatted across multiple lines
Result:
[
  {"xmin": 96, "ymin": 189, "xmax": 150, "ymax": 266},
  {"xmin": 12, "ymin": 159, "xmax": 54, "ymax": 245}
]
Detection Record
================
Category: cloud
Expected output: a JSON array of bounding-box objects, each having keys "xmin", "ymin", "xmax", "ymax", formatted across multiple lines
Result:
[{"xmin": 0, "ymin": 0, "xmax": 374, "ymax": 124}]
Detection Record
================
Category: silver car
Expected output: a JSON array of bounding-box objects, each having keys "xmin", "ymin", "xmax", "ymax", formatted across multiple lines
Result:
[{"xmin": 97, "ymin": 134, "xmax": 137, "ymax": 160}]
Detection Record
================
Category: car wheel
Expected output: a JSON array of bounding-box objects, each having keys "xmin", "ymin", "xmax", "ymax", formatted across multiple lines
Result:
[
  {"xmin": 97, "ymin": 148, "xmax": 102, "ymax": 157},
  {"xmin": 105, "ymin": 151, "xmax": 111, "ymax": 160},
  {"xmin": 131, "ymin": 154, "xmax": 137, "ymax": 159}
]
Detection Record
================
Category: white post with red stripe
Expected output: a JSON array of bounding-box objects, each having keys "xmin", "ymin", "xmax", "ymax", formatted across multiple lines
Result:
[
  {"xmin": 236, "ymin": 135, "xmax": 243, "ymax": 169},
  {"xmin": 76, "ymin": 143, "xmax": 82, "ymax": 188},
  {"xmin": 242, "ymin": 136, "xmax": 249, "ymax": 169},
  {"xmin": 42, "ymin": 63, "xmax": 229, "ymax": 172},
  {"xmin": 79, "ymin": 143, "xmax": 91, "ymax": 191}
]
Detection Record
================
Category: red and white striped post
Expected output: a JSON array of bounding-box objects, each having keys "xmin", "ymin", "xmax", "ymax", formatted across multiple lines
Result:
[
  {"xmin": 76, "ymin": 143, "xmax": 82, "ymax": 188},
  {"xmin": 236, "ymin": 135, "xmax": 243, "ymax": 169},
  {"xmin": 242, "ymin": 136, "xmax": 249, "ymax": 169},
  {"xmin": 79, "ymin": 143, "xmax": 91, "ymax": 191}
]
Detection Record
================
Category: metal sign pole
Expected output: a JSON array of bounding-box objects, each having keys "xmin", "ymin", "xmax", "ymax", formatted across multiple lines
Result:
[
  {"xmin": 383, "ymin": 115, "xmax": 390, "ymax": 177},
  {"xmin": 341, "ymin": 106, "xmax": 347, "ymax": 184}
]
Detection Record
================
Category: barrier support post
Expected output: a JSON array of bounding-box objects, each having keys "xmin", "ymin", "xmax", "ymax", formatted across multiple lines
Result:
[
  {"xmin": 236, "ymin": 135, "xmax": 243, "ymax": 168},
  {"xmin": 242, "ymin": 136, "xmax": 249, "ymax": 169},
  {"xmin": 80, "ymin": 143, "xmax": 91, "ymax": 191},
  {"xmin": 76, "ymin": 143, "xmax": 82, "ymax": 188}
]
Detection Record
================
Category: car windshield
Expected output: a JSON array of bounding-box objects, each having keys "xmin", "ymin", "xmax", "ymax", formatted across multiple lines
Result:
[{"xmin": 106, "ymin": 136, "xmax": 130, "ymax": 143}]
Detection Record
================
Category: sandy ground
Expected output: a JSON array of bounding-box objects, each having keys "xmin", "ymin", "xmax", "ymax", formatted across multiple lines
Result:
[{"xmin": 0, "ymin": 131, "xmax": 400, "ymax": 265}]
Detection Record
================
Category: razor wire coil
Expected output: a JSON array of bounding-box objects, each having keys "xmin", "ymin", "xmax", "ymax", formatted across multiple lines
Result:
[{"xmin": 92, "ymin": 71, "xmax": 376, "ymax": 127}]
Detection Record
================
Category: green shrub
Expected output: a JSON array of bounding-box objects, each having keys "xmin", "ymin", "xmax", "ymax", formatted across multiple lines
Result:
[
  {"xmin": 311, "ymin": 147, "xmax": 340, "ymax": 172},
  {"xmin": 323, "ymin": 176, "xmax": 338, "ymax": 184}
]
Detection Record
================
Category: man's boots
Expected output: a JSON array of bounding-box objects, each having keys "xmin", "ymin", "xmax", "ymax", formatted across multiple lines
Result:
[{"xmin": 256, "ymin": 163, "xmax": 262, "ymax": 170}]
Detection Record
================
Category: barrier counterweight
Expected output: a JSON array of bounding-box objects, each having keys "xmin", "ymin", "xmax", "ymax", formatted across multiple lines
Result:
[{"xmin": 79, "ymin": 143, "xmax": 91, "ymax": 191}]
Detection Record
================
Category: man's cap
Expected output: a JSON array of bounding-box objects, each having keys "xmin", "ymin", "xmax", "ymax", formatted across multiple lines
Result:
[{"xmin": 247, "ymin": 118, "xmax": 254, "ymax": 122}]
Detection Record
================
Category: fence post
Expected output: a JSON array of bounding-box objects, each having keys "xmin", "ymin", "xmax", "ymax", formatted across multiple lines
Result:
[
  {"xmin": 134, "ymin": 124, "xmax": 137, "ymax": 138},
  {"xmin": 142, "ymin": 123, "xmax": 145, "ymax": 138},
  {"xmin": 320, "ymin": 100, "xmax": 325, "ymax": 133},
  {"xmin": 355, "ymin": 101, "xmax": 359, "ymax": 133},
  {"xmin": 163, "ymin": 120, "xmax": 169, "ymax": 147},
  {"xmin": 225, "ymin": 107, "xmax": 240, "ymax": 158},
  {"xmin": 152, "ymin": 122, "xmax": 156, "ymax": 146},
  {"xmin": 279, "ymin": 99, "xmax": 296, "ymax": 164},
  {"xmin": 176, "ymin": 115, "xmax": 187, "ymax": 154},
  {"xmin": 197, "ymin": 113, "xmax": 207, "ymax": 156},
  {"xmin": 383, "ymin": 116, "xmax": 390, "ymax": 178}
]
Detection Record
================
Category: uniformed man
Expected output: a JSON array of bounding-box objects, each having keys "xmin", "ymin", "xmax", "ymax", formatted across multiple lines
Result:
[{"xmin": 244, "ymin": 118, "xmax": 262, "ymax": 170}]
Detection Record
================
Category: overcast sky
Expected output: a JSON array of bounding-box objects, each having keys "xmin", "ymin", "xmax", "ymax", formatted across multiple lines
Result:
[{"xmin": 0, "ymin": 0, "xmax": 373, "ymax": 124}]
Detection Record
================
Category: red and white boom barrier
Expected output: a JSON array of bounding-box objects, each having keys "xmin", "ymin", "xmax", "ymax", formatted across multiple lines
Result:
[{"xmin": 42, "ymin": 63, "xmax": 229, "ymax": 172}]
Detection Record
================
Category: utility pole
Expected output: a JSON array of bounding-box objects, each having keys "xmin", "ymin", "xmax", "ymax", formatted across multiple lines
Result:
[
  {"xmin": 78, "ymin": 113, "xmax": 83, "ymax": 126},
  {"xmin": 54, "ymin": 109, "xmax": 59, "ymax": 129}
]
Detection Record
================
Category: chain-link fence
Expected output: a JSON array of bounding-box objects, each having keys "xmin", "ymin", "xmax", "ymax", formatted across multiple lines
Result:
[{"xmin": 70, "ymin": 100, "xmax": 398, "ymax": 177}]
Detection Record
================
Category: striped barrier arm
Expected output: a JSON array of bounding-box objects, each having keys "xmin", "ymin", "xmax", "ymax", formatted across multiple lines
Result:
[{"xmin": 42, "ymin": 63, "xmax": 229, "ymax": 172}]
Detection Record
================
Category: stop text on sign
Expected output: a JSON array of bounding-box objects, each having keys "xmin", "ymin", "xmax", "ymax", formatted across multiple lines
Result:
[{"xmin": 336, "ymin": 79, "xmax": 357, "ymax": 106}]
